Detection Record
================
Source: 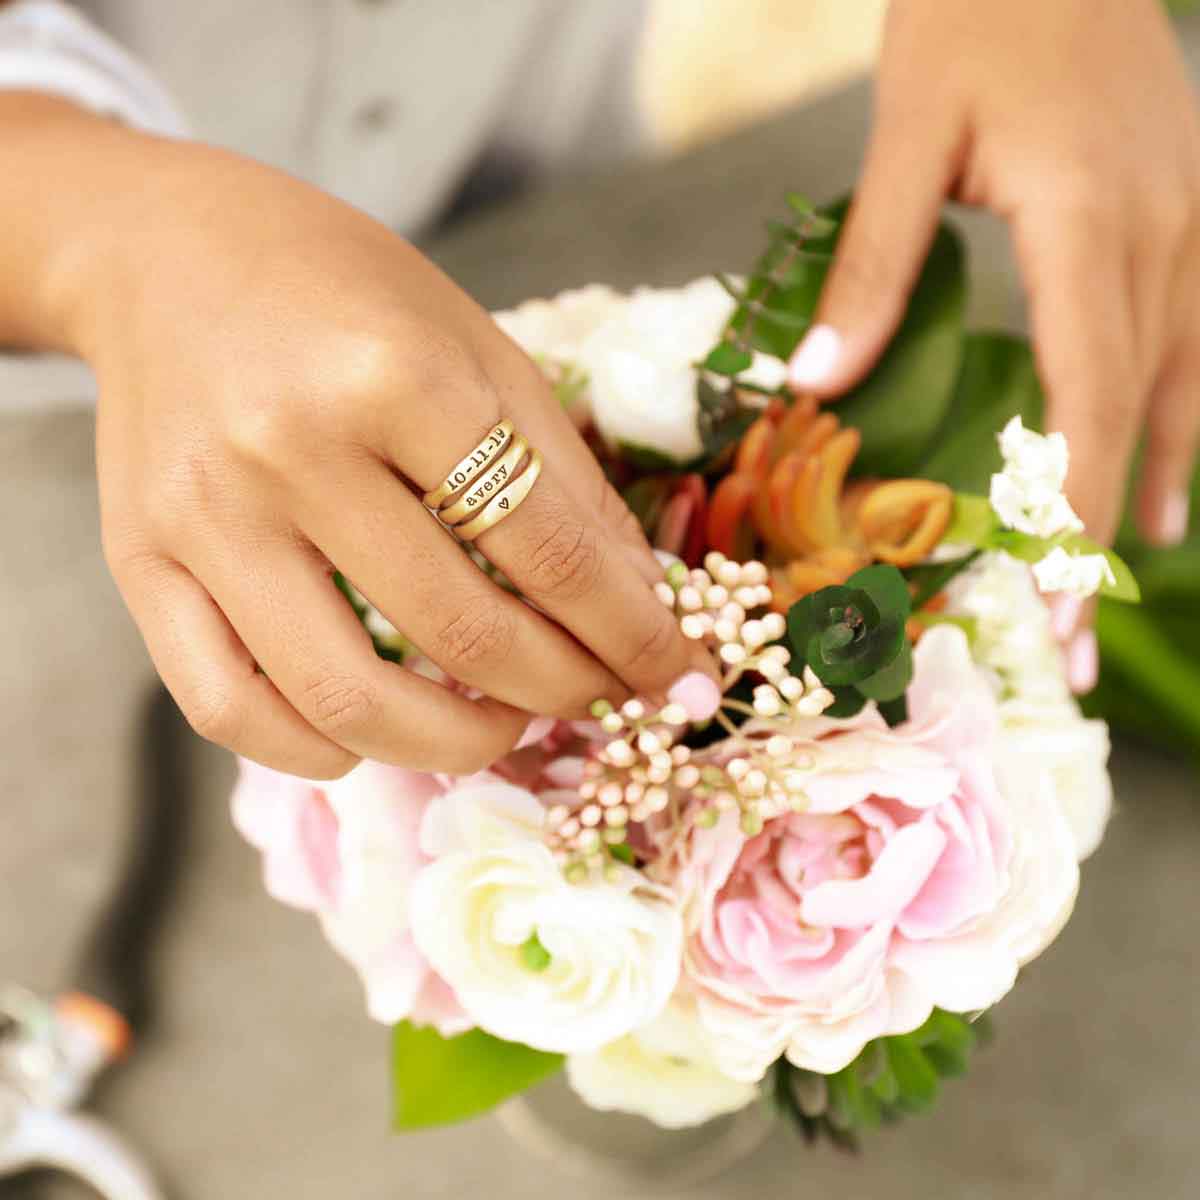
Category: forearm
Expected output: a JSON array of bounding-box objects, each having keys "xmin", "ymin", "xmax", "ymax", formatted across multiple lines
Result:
[{"xmin": 0, "ymin": 90, "xmax": 155, "ymax": 354}]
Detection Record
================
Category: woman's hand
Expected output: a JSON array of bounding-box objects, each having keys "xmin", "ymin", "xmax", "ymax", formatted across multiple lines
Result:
[
  {"xmin": 6, "ymin": 99, "xmax": 715, "ymax": 779},
  {"xmin": 788, "ymin": 0, "xmax": 1200, "ymax": 682}
]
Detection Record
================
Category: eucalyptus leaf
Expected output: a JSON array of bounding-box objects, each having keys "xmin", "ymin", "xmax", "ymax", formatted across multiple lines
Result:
[
  {"xmin": 393, "ymin": 1023, "xmax": 563, "ymax": 1130},
  {"xmin": 857, "ymin": 639, "xmax": 914, "ymax": 703}
]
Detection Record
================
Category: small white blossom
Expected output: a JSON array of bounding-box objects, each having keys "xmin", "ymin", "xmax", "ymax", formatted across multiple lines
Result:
[
  {"xmin": 989, "ymin": 416, "xmax": 1084, "ymax": 537},
  {"xmin": 1031, "ymin": 546, "xmax": 1116, "ymax": 599}
]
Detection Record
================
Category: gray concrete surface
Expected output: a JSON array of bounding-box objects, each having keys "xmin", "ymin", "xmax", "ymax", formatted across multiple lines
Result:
[{"xmin": 4, "ymin": 63, "xmax": 1200, "ymax": 1200}]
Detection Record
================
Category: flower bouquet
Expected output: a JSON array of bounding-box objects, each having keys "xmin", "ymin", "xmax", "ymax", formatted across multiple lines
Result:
[{"xmin": 232, "ymin": 198, "xmax": 1141, "ymax": 1146}]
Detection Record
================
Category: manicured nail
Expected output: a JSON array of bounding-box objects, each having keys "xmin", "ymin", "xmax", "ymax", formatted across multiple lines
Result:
[
  {"xmin": 1067, "ymin": 629, "xmax": 1099, "ymax": 695},
  {"xmin": 516, "ymin": 715, "xmax": 555, "ymax": 749},
  {"xmin": 788, "ymin": 324, "xmax": 841, "ymax": 389},
  {"xmin": 1049, "ymin": 593, "xmax": 1083, "ymax": 642},
  {"xmin": 668, "ymin": 671, "xmax": 722, "ymax": 722},
  {"xmin": 1158, "ymin": 489, "xmax": 1190, "ymax": 546}
]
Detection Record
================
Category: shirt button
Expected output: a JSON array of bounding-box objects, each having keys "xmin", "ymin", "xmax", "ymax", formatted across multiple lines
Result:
[{"xmin": 353, "ymin": 98, "xmax": 398, "ymax": 133}]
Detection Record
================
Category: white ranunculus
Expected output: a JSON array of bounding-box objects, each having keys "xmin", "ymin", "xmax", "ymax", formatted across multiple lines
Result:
[
  {"xmin": 943, "ymin": 551, "xmax": 1113, "ymax": 861},
  {"xmin": 1032, "ymin": 546, "xmax": 1115, "ymax": 598},
  {"xmin": 999, "ymin": 698, "xmax": 1112, "ymax": 860},
  {"xmin": 989, "ymin": 416, "xmax": 1084, "ymax": 537},
  {"xmin": 945, "ymin": 551, "xmax": 1070, "ymax": 703},
  {"xmin": 577, "ymin": 277, "xmax": 783, "ymax": 464},
  {"xmin": 410, "ymin": 782, "xmax": 683, "ymax": 1054},
  {"xmin": 565, "ymin": 999, "xmax": 757, "ymax": 1129}
]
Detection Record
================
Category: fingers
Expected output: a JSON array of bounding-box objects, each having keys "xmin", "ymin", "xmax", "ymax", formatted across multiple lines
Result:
[
  {"xmin": 479, "ymin": 340, "xmax": 667, "ymax": 586},
  {"xmin": 373, "ymin": 355, "xmax": 719, "ymax": 706},
  {"xmin": 109, "ymin": 552, "xmax": 357, "ymax": 779},
  {"xmin": 788, "ymin": 99, "xmax": 965, "ymax": 398},
  {"xmin": 1137, "ymin": 332, "xmax": 1199, "ymax": 547},
  {"xmin": 191, "ymin": 536, "xmax": 532, "ymax": 773},
  {"xmin": 1014, "ymin": 210, "xmax": 1143, "ymax": 546},
  {"xmin": 295, "ymin": 455, "xmax": 629, "ymax": 717}
]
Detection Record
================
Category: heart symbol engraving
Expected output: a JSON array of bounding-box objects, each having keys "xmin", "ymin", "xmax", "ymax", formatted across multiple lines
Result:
[{"xmin": 498, "ymin": 497, "xmax": 510, "ymax": 510}]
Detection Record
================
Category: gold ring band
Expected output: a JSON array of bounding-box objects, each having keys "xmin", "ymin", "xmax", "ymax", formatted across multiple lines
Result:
[
  {"xmin": 439, "ymin": 434, "xmax": 530, "ymax": 526},
  {"xmin": 423, "ymin": 419, "xmax": 514, "ymax": 510},
  {"xmin": 453, "ymin": 449, "xmax": 544, "ymax": 541}
]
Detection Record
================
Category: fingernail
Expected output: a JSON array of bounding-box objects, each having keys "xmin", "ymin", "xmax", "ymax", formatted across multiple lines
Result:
[
  {"xmin": 516, "ymin": 715, "xmax": 555, "ymax": 749},
  {"xmin": 788, "ymin": 324, "xmax": 841, "ymax": 389},
  {"xmin": 1157, "ymin": 489, "xmax": 1190, "ymax": 546},
  {"xmin": 1049, "ymin": 593, "xmax": 1083, "ymax": 642},
  {"xmin": 1067, "ymin": 629, "xmax": 1099, "ymax": 695},
  {"xmin": 668, "ymin": 671, "xmax": 723, "ymax": 722}
]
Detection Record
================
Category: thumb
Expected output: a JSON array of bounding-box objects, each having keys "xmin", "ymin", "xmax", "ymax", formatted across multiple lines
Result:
[{"xmin": 789, "ymin": 109, "xmax": 964, "ymax": 399}]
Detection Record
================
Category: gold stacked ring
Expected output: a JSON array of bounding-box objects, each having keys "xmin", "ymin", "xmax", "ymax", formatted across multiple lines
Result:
[
  {"xmin": 453, "ymin": 450, "xmax": 543, "ymax": 541},
  {"xmin": 424, "ymin": 419, "xmax": 543, "ymax": 541},
  {"xmin": 422, "ymin": 419, "xmax": 514, "ymax": 510}
]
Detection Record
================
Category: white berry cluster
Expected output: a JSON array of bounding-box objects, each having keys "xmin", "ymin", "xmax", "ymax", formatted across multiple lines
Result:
[{"xmin": 545, "ymin": 556, "xmax": 842, "ymax": 879}]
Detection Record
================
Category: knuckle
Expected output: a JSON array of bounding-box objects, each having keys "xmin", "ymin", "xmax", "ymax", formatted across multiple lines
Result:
[
  {"xmin": 1146, "ymin": 188, "xmax": 1192, "ymax": 246},
  {"xmin": 621, "ymin": 612, "xmax": 683, "ymax": 683},
  {"xmin": 525, "ymin": 515, "xmax": 606, "ymax": 602},
  {"xmin": 394, "ymin": 327, "xmax": 494, "ymax": 414},
  {"xmin": 184, "ymin": 687, "xmax": 244, "ymax": 748},
  {"xmin": 1049, "ymin": 167, "xmax": 1118, "ymax": 231},
  {"xmin": 298, "ymin": 748, "xmax": 360, "ymax": 782},
  {"xmin": 225, "ymin": 395, "xmax": 305, "ymax": 468},
  {"xmin": 434, "ymin": 598, "xmax": 515, "ymax": 670},
  {"xmin": 299, "ymin": 673, "xmax": 377, "ymax": 738}
]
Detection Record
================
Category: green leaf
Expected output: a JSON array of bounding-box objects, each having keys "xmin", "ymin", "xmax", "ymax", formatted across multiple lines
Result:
[
  {"xmin": 702, "ymin": 343, "xmax": 754, "ymax": 376},
  {"xmin": 837, "ymin": 220, "xmax": 967, "ymax": 476},
  {"xmin": 919, "ymin": 333, "xmax": 1044, "ymax": 491},
  {"xmin": 944, "ymin": 493, "xmax": 999, "ymax": 547},
  {"xmin": 856, "ymin": 639, "xmax": 913, "ymax": 703},
  {"xmin": 884, "ymin": 1036, "xmax": 940, "ymax": 1112},
  {"xmin": 616, "ymin": 440, "xmax": 683, "ymax": 472},
  {"xmin": 609, "ymin": 842, "xmax": 636, "ymax": 866},
  {"xmin": 905, "ymin": 552, "xmax": 981, "ymax": 612},
  {"xmin": 392, "ymin": 1023, "xmax": 563, "ymax": 1129},
  {"xmin": 846, "ymin": 563, "xmax": 913, "ymax": 620}
]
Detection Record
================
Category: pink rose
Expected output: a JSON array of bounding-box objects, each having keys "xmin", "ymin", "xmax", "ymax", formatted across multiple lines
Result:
[
  {"xmin": 669, "ymin": 627, "xmax": 1080, "ymax": 1080},
  {"xmin": 231, "ymin": 756, "xmax": 468, "ymax": 1032}
]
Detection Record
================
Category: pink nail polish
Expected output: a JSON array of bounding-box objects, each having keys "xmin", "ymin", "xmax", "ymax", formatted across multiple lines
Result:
[
  {"xmin": 788, "ymin": 325, "xmax": 841, "ymax": 389},
  {"xmin": 1067, "ymin": 630, "xmax": 1099, "ymax": 695},
  {"xmin": 1049, "ymin": 594, "xmax": 1083, "ymax": 642},
  {"xmin": 516, "ymin": 715, "xmax": 555, "ymax": 749},
  {"xmin": 668, "ymin": 671, "xmax": 722, "ymax": 722},
  {"xmin": 1159, "ymin": 490, "xmax": 1190, "ymax": 546}
]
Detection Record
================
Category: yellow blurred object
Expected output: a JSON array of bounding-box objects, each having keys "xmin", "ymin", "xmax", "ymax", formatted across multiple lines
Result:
[{"xmin": 638, "ymin": 0, "xmax": 887, "ymax": 152}]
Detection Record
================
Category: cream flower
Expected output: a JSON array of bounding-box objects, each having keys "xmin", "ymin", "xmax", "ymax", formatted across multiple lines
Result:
[
  {"xmin": 989, "ymin": 416, "xmax": 1084, "ymax": 537},
  {"xmin": 565, "ymin": 999, "xmax": 757, "ymax": 1129},
  {"xmin": 577, "ymin": 277, "xmax": 784, "ymax": 463},
  {"xmin": 410, "ymin": 782, "xmax": 682, "ymax": 1054},
  {"xmin": 1031, "ymin": 546, "xmax": 1116, "ymax": 598}
]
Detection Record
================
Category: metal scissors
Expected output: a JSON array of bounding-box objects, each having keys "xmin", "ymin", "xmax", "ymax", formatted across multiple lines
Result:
[{"xmin": 1, "ymin": 687, "xmax": 187, "ymax": 1198}]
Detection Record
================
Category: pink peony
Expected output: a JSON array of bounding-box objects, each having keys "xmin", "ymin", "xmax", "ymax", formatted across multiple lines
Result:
[{"xmin": 667, "ymin": 627, "xmax": 1080, "ymax": 1081}]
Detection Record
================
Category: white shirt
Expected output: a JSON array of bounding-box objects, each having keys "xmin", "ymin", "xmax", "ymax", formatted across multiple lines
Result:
[{"xmin": 0, "ymin": 0, "xmax": 649, "ymax": 409}]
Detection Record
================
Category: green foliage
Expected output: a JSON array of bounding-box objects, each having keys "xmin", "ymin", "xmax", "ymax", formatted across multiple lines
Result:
[
  {"xmin": 392, "ymin": 1023, "xmax": 563, "ymax": 1129},
  {"xmin": 717, "ymin": 196, "xmax": 966, "ymax": 477},
  {"xmin": 919, "ymin": 333, "xmax": 1044, "ymax": 492},
  {"xmin": 787, "ymin": 564, "xmax": 914, "ymax": 713},
  {"xmin": 768, "ymin": 1009, "xmax": 992, "ymax": 1149}
]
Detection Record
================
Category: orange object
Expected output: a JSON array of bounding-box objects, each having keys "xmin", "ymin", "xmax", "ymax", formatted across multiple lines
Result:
[
  {"xmin": 55, "ymin": 992, "xmax": 133, "ymax": 1062},
  {"xmin": 706, "ymin": 473, "xmax": 759, "ymax": 560},
  {"xmin": 856, "ymin": 479, "xmax": 954, "ymax": 567}
]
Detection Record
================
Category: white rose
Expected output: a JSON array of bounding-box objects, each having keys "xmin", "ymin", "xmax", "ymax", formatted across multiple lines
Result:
[
  {"xmin": 410, "ymin": 782, "xmax": 683, "ymax": 1054},
  {"xmin": 989, "ymin": 416, "xmax": 1084, "ymax": 537},
  {"xmin": 492, "ymin": 284, "xmax": 627, "ymax": 365},
  {"xmin": 1031, "ymin": 546, "xmax": 1115, "ymax": 599},
  {"xmin": 565, "ymin": 999, "xmax": 757, "ymax": 1129},
  {"xmin": 1000, "ymin": 698, "xmax": 1112, "ymax": 860},
  {"xmin": 578, "ymin": 277, "xmax": 784, "ymax": 464}
]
